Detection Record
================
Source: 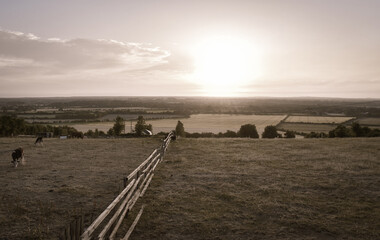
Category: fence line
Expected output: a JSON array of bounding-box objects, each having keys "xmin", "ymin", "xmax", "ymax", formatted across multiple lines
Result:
[{"xmin": 61, "ymin": 131, "xmax": 174, "ymax": 240}]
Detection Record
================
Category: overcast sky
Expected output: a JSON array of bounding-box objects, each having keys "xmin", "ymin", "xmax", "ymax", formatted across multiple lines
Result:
[{"xmin": 0, "ymin": 0, "xmax": 379, "ymax": 98}]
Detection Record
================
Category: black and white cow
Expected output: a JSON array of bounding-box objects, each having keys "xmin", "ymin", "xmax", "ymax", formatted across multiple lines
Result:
[{"xmin": 11, "ymin": 147, "xmax": 24, "ymax": 167}]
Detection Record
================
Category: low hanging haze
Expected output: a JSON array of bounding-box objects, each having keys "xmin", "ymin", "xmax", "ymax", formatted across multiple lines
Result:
[{"xmin": 0, "ymin": 0, "xmax": 379, "ymax": 98}]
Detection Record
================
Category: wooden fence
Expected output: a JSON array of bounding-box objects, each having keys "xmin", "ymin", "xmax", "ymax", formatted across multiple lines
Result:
[{"xmin": 60, "ymin": 131, "xmax": 174, "ymax": 240}]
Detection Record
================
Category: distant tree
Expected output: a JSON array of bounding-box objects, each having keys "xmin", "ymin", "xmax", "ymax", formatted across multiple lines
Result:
[
  {"xmin": 107, "ymin": 128, "xmax": 115, "ymax": 136},
  {"xmin": 0, "ymin": 115, "xmax": 26, "ymax": 137},
  {"xmin": 85, "ymin": 129, "xmax": 94, "ymax": 137},
  {"xmin": 262, "ymin": 125, "xmax": 278, "ymax": 138},
  {"xmin": 284, "ymin": 130, "xmax": 296, "ymax": 138},
  {"xmin": 135, "ymin": 116, "xmax": 153, "ymax": 136},
  {"xmin": 238, "ymin": 124, "xmax": 259, "ymax": 138},
  {"xmin": 368, "ymin": 128, "xmax": 380, "ymax": 137},
  {"xmin": 351, "ymin": 123, "xmax": 363, "ymax": 137},
  {"xmin": 94, "ymin": 128, "xmax": 99, "ymax": 138},
  {"xmin": 175, "ymin": 121, "xmax": 185, "ymax": 137},
  {"xmin": 328, "ymin": 130, "xmax": 335, "ymax": 138},
  {"xmin": 224, "ymin": 130, "xmax": 238, "ymax": 138},
  {"xmin": 113, "ymin": 116, "xmax": 125, "ymax": 136},
  {"xmin": 362, "ymin": 126, "xmax": 371, "ymax": 136},
  {"xmin": 333, "ymin": 125, "xmax": 352, "ymax": 138},
  {"xmin": 305, "ymin": 132, "xmax": 328, "ymax": 138},
  {"xmin": 98, "ymin": 130, "xmax": 106, "ymax": 137}
]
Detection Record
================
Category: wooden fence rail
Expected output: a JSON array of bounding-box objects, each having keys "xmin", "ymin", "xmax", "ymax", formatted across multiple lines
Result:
[{"xmin": 60, "ymin": 131, "xmax": 174, "ymax": 240}]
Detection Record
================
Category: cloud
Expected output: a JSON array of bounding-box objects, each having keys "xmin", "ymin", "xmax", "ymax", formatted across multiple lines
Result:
[
  {"xmin": 0, "ymin": 29, "xmax": 170, "ymax": 72},
  {"xmin": 0, "ymin": 29, "xmax": 196, "ymax": 97}
]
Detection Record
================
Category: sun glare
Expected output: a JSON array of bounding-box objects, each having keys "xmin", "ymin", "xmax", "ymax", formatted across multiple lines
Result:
[{"xmin": 192, "ymin": 36, "xmax": 261, "ymax": 96}]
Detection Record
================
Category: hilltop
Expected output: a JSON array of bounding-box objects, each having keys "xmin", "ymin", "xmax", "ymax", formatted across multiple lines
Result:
[{"xmin": 0, "ymin": 137, "xmax": 379, "ymax": 239}]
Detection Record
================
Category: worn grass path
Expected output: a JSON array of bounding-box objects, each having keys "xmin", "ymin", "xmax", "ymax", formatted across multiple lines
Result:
[{"xmin": 134, "ymin": 138, "xmax": 380, "ymax": 240}]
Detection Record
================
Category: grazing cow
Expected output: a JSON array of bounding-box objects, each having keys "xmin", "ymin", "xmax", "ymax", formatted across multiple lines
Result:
[
  {"xmin": 35, "ymin": 136, "xmax": 43, "ymax": 145},
  {"xmin": 11, "ymin": 147, "xmax": 24, "ymax": 167}
]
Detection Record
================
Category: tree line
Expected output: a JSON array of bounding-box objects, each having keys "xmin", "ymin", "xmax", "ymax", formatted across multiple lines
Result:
[
  {"xmin": 0, "ymin": 115, "xmax": 155, "ymax": 138},
  {"xmin": 0, "ymin": 115, "xmax": 82, "ymax": 137},
  {"xmin": 305, "ymin": 123, "xmax": 380, "ymax": 138},
  {"xmin": 174, "ymin": 121, "xmax": 296, "ymax": 139}
]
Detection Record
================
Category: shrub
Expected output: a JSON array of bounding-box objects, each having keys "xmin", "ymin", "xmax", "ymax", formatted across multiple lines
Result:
[
  {"xmin": 175, "ymin": 121, "xmax": 185, "ymax": 137},
  {"xmin": 262, "ymin": 125, "xmax": 278, "ymax": 138},
  {"xmin": 333, "ymin": 125, "xmax": 353, "ymax": 138},
  {"xmin": 284, "ymin": 130, "xmax": 296, "ymax": 138},
  {"xmin": 113, "ymin": 116, "xmax": 125, "ymax": 136},
  {"xmin": 238, "ymin": 124, "xmax": 259, "ymax": 138},
  {"xmin": 135, "ymin": 116, "xmax": 152, "ymax": 136}
]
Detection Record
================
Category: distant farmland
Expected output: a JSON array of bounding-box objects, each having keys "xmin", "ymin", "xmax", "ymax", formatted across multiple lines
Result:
[
  {"xmin": 66, "ymin": 114, "xmax": 287, "ymax": 134},
  {"xmin": 277, "ymin": 115, "xmax": 356, "ymax": 134},
  {"xmin": 284, "ymin": 116, "xmax": 353, "ymax": 124},
  {"xmin": 277, "ymin": 123, "xmax": 338, "ymax": 133},
  {"xmin": 150, "ymin": 114, "xmax": 287, "ymax": 134},
  {"xmin": 356, "ymin": 118, "xmax": 380, "ymax": 126}
]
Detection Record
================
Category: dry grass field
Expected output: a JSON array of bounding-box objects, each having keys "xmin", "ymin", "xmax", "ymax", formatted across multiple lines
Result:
[
  {"xmin": 0, "ymin": 137, "xmax": 163, "ymax": 239},
  {"xmin": 1, "ymin": 137, "xmax": 379, "ymax": 239},
  {"xmin": 149, "ymin": 114, "xmax": 287, "ymax": 134},
  {"xmin": 285, "ymin": 116, "xmax": 353, "ymax": 124},
  {"xmin": 133, "ymin": 138, "xmax": 380, "ymax": 239},
  {"xmin": 356, "ymin": 118, "xmax": 380, "ymax": 126},
  {"xmin": 67, "ymin": 114, "xmax": 286, "ymax": 135},
  {"xmin": 277, "ymin": 123, "xmax": 338, "ymax": 133}
]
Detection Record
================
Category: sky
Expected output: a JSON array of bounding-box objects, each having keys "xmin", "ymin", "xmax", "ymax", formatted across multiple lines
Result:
[{"xmin": 0, "ymin": 0, "xmax": 379, "ymax": 98}]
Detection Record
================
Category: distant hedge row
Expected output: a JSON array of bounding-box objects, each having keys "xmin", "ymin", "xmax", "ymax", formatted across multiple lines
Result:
[
  {"xmin": 173, "ymin": 122, "xmax": 296, "ymax": 139},
  {"xmin": 0, "ymin": 115, "xmax": 81, "ymax": 137},
  {"xmin": 305, "ymin": 123, "xmax": 380, "ymax": 138}
]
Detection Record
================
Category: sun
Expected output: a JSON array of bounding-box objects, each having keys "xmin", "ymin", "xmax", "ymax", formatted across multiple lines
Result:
[{"xmin": 192, "ymin": 36, "xmax": 260, "ymax": 96}]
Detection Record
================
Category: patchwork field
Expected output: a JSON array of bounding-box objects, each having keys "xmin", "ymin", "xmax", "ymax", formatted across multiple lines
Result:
[
  {"xmin": 98, "ymin": 113, "xmax": 182, "ymax": 121},
  {"xmin": 64, "ymin": 114, "xmax": 287, "ymax": 135},
  {"xmin": 277, "ymin": 122, "xmax": 338, "ymax": 133},
  {"xmin": 150, "ymin": 114, "xmax": 287, "ymax": 134},
  {"xmin": 284, "ymin": 116, "xmax": 353, "ymax": 124}
]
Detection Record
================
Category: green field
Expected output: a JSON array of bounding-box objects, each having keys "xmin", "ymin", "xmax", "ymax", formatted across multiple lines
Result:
[
  {"xmin": 285, "ymin": 116, "xmax": 353, "ymax": 124},
  {"xmin": 277, "ymin": 122, "xmax": 338, "ymax": 133},
  {"xmin": 356, "ymin": 118, "xmax": 380, "ymax": 126},
  {"xmin": 1, "ymin": 138, "xmax": 379, "ymax": 239}
]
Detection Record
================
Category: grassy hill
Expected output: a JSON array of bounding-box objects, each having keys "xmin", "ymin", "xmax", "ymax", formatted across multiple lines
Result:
[
  {"xmin": 0, "ymin": 137, "xmax": 162, "ymax": 239},
  {"xmin": 134, "ymin": 138, "xmax": 380, "ymax": 239},
  {"xmin": 0, "ymin": 137, "xmax": 379, "ymax": 239}
]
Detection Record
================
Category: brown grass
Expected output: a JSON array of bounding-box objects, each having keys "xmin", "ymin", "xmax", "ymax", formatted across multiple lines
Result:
[
  {"xmin": 1, "ymin": 137, "xmax": 379, "ymax": 239},
  {"xmin": 285, "ymin": 116, "xmax": 353, "ymax": 124},
  {"xmin": 134, "ymin": 138, "xmax": 380, "ymax": 239},
  {"xmin": 0, "ymin": 137, "xmax": 163, "ymax": 239},
  {"xmin": 356, "ymin": 118, "xmax": 380, "ymax": 126},
  {"xmin": 277, "ymin": 122, "xmax": 338, "ymax": 133}
]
